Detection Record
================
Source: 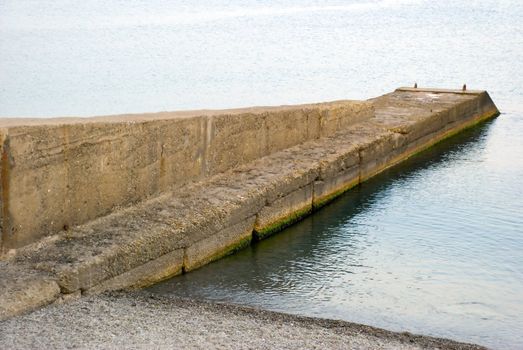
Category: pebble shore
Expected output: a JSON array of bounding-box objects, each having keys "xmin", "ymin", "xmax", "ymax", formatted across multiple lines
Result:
[{"xmin": 0, "ymin": 292, "xmax": 486, "ymax": 350}]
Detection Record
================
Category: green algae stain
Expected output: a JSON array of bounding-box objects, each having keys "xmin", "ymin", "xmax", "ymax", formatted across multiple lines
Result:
[
  {"xmin": 169, "ymin": 108, "xmax": 501, "ymax": 280},
  {"xmin": 313, "ymin": 179, "xmax": 360, "ymax": 210},
  {"xmin": 204, "ymin": 235, "xmax": 252, "ymax": 265},
  {"xmin": 184, "ymin": 235, "xmax": 253, "ymax": 273},
  {"xmin": 360, "ymin": 109, "xmax": 500, "ymax": 185},
  {"xmin": 397, "ymin": 109, "xmax": 499, "ymax": 164},
  {"xmin": 254, "ymin": 206, "xmax": 312, "ymax": 241},
  {"xmin": 252, "ymin": 111, "xmax": 499, "ymax": 246}
]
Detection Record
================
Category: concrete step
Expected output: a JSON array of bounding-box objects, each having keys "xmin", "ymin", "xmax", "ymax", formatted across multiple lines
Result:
[
  {"xmin": 0, "ymin": 88, "xmax": 499, "ymax": 320},
  {"xmin": 0, "ymin": 262, "xmax": 60, "ymax": 320},
  {"xmin": 8, "ymin": 124, "xmax": 382, "ymax": 295}
]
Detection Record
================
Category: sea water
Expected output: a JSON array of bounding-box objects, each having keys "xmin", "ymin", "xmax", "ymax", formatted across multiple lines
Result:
[{"xmin": 1, "ymin": 1, "xmax": 522, "ymax": 348}]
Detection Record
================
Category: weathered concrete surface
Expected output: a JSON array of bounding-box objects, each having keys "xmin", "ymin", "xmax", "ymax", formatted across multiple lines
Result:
[
  {"xmin": 0, "ymin": 292, "xmax": 486, "ymax": 350},
  {"xmin": 85, "ymin": 249, "xmax": 184, "ymax": 295},
  {"xmin": 0, "ymin": 262, "xmax": 60, "ymax": 320},
  {"xmin": 0, "ymin": 101, "xmax": 372, "ymax": 251},
  {"xmin": 254, "ymin": 184, "xmax": 313, "ymax": 240},
  {"xmin": 365, "ymin": 88, "xmax": 499, "ymax": 180},
  {"xmin": 0, "ymin": 88, "xmax": 499, "ymax": 322},
  {"xmin": 184, "ymin": 216, "xmax": 255, "ymax": 272}
]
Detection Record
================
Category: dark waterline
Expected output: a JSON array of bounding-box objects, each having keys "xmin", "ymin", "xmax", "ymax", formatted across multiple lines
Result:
[
  {"xmin": 150, "ymin": 116, "xmax": 523, "ymax": 349},
  {"xmin": 2, "ymin": 0, "xmax": 522, "ymax": 348}
]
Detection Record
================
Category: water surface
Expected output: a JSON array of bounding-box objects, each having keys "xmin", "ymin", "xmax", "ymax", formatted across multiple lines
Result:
[
  {"xmin": 151, "ymin": 116, "xmax": 523, "ymax": 349},
  {"xmin": 1, "ymin": 0, "xmax": 521, "ymax": 117},
  {"xmin": 2, "ymin": 1, "xmax": 522, "ymax": 348}
]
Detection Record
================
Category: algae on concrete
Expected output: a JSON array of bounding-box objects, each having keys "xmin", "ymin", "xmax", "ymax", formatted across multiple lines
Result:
[
  {"xmin": 0, "ymin": 88, "xmax": 500, "ymax": 321},
  {"xmin": 254, "ymin": 205, "xmax": 313, "ymax": 241}
]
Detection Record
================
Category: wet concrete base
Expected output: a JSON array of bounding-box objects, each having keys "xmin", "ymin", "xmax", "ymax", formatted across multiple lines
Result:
[{"xmin": 0, "ymin": 88, "xmax": 499, "ymax": 333}]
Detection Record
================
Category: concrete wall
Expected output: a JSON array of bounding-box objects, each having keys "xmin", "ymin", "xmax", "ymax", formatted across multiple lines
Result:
[
  {"xmin": 0, "ymin": 101, "xmax": 373, "ymax": 251},
  {"xmin": 0, "ymin": 89, "xmax": 501, "ymax": 319},
  {"xmin": 41, "ymin": 89, "xmax": 499, "ymax": 296}
]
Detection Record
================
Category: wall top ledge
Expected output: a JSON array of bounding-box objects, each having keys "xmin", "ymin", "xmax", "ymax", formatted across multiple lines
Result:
[{"xmin": 0, "ymin": 100, "xmax": 370, "ymax": 128}]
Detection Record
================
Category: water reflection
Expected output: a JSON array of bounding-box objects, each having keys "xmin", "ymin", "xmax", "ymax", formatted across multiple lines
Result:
[{"xmin": 2, "ymin": 0, "xmax": 522, "ymax": 347}]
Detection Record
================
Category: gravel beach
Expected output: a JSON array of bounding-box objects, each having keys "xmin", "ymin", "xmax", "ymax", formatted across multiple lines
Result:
[{"xmin": 0, "ymin": 292, "xmax": 485, "ymax": 350}]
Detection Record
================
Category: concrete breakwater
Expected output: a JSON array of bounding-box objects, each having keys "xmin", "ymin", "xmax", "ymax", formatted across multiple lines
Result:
[
  {"xmin": 0, "ymin": 101, "xmax": 372, "ymax": 251},
  {"xmin": 0, "ymin": 88, "xmax": 499, "ymax": 319}
]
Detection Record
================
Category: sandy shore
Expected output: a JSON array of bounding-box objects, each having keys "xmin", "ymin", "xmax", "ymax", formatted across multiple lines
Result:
[{"xmin": 0, "ymin": 292, "xmax": 485, "ymax": 350}]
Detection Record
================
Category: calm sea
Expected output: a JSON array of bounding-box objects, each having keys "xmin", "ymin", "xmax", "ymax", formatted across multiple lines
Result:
[{"xmin": 2, "ymin": 1, "xmax": 522, "ymax": 348}]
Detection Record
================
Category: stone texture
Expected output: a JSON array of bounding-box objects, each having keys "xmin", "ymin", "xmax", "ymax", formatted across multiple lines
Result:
[
  {"xmin": 0, "ymin": 292, "xmax": 487, "ymax": 350},
  {"xmin": 313, "ymin": 136, "xmax": 361, "ymax": 208},
  {"xmin": 0, "ymin": 101, "xmax": 373, "ymax": 251},
  {"xmin": 0, "ymin": 262, "xmax": 60, "ymax": 320},
  {"xmin": 85, "ymin": 249, "xmax": 184, "ymax": 295},
  {"xmin": 184, "ymin": 216, "xmax": 256, "ymax": 272},
  {"xmin": 254, "ymin": 184, "xmax": 314, "ymax": 239},
  {"xmin": 0, "ymin": 88, "xmax": 499, "ymax": 320},
  {"xmin": 359, "ymin": 131, "xmax": 404, "ymax": 181},
  {"xmin": 319, "ymin": 101, "xmax": 374, "ymax": 137},
  {"xmin": 1, "ymin": 118, "xmax": 204, "ymax": 250}
]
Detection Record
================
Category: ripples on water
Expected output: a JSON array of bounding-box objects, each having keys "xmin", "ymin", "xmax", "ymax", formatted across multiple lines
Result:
[
  {"xmin": 2, "ymin": 0, "xmax": 523, "ymax": 348},
  {"xmin": 0, "ymin": 0, "xmax": 521, "ymax": 117},
  {"xmin": 151, "ymin": 116, "xmax": 523, "ymax": 348}
]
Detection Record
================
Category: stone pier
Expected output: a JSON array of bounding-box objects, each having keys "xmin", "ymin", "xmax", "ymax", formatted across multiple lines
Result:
[{"xmin": 0, "ymin": 87, "xmax": 499, "ymax": 319}]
